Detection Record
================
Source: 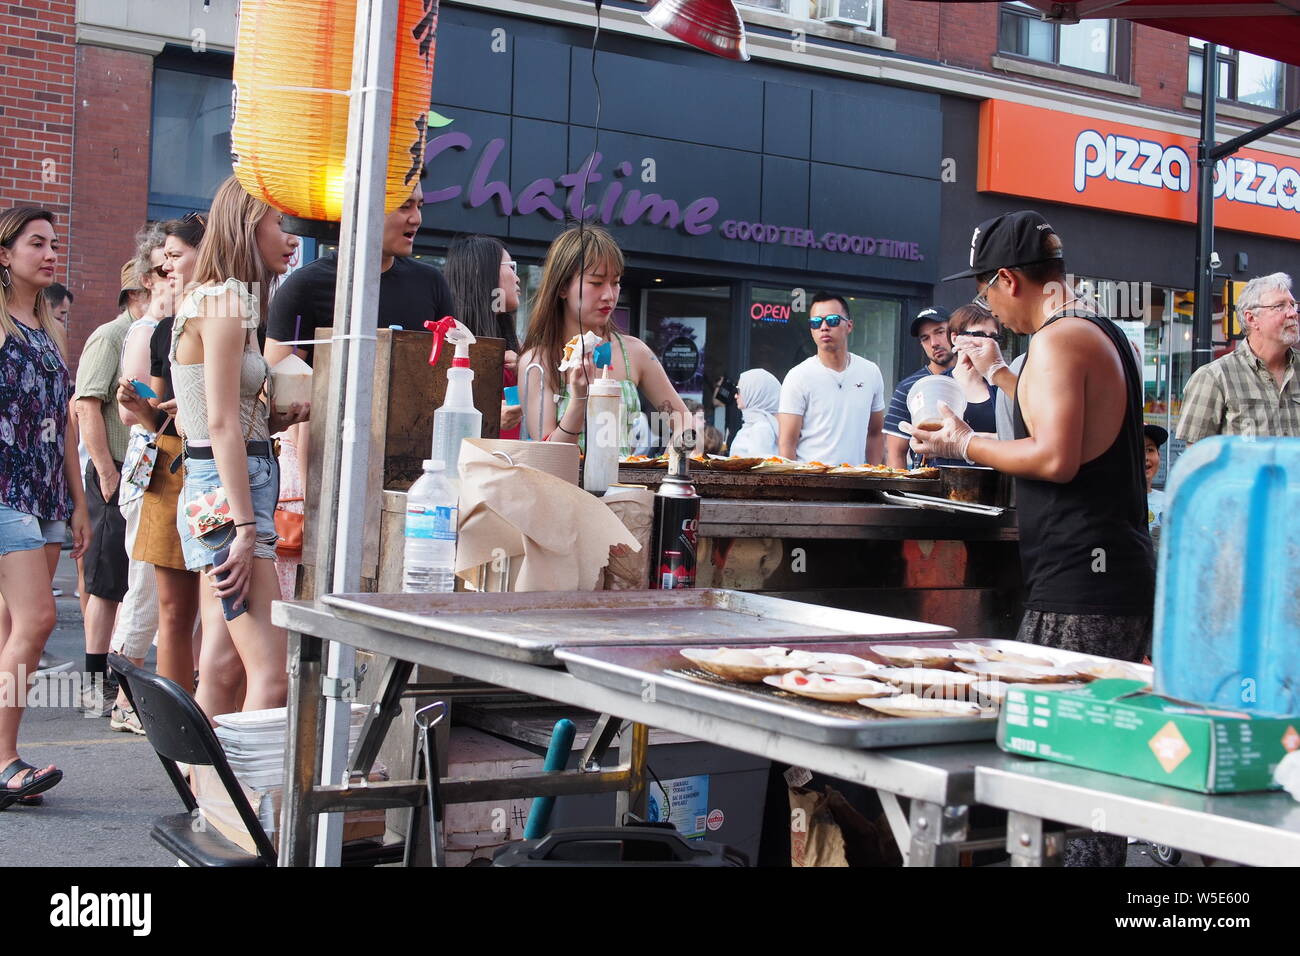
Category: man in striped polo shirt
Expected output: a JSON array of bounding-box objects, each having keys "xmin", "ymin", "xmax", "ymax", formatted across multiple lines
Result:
[{"xmin": 884, "ymin": 306, "xmax": 956, "ymax": 469}]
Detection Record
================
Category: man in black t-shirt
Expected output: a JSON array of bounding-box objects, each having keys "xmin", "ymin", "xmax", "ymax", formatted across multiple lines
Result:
[{"xmin": 266, "ymin": 185, "xmax": 454, "ymax": 365}]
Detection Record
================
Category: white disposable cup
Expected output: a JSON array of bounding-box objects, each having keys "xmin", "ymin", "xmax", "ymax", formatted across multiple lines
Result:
[{"xmin": 906, "ymin": 375, "xmax": 966, "ymax": 431}]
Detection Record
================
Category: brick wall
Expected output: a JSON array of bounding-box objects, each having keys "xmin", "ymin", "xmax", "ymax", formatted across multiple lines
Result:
[
  {"xmin": 0, "ymin": 1, "xmax": 76, "ymax": 286},
  {"xmin": 1131, "ymin": 24, "xmax": 1192, "ymax": 113},
  {"xmin": 67, "ymin": 44, "xmax": 153, "ymax": 366},
  {"xmin": 888, "ymin": 0, "xmax": 999, "ymax": 73}
]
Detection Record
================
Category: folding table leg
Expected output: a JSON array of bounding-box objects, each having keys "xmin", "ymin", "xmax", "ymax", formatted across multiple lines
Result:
[
  {"xmin": 614, "ymin": 721, "xmax": 649, "ymax": 823},
  {"xmin": 282, "ymin": 630, "xmax": 325, "ymax": 866},
  {"xmin": 906, "ymin": 800, "xmax": 969, "ymax": 867},
  {"xmin": 1006, "ymin": 811, "xmax": 1065, "ymax": 867},
  {"xmin": 349, "ymin": 657, "xmax": 415, "ymax": 776}
]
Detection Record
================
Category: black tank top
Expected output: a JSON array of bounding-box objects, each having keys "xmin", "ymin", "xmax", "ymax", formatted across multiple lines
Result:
[{"xmin": 1012, "ymin": 307, "xmax": 1155, "ymax": 615}]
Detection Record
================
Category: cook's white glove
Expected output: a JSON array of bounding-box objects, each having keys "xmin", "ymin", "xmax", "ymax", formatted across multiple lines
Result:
[
  {"xmin": 953, "ymin": 334, "xmax": 1008, "ymax": 384},
  {"xmin": 899, "ymin": 401, "xmax": 975, "ymax": 463}
]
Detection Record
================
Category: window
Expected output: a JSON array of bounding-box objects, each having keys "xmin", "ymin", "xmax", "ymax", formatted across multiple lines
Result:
[
  {"xmin": 1188, "ymin": 39, "xmax": 1286, "ymax": 110},
  {"xmin": 998, "ymin": 2, "xmax": 1122, "ymax": 76},
  {"xmin": 149, "ymin": 49, "xmax": 235, "ymax": 221}
]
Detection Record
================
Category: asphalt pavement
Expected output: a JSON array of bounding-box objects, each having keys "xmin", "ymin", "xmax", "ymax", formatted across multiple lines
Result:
[{"xmin": 4, "ymin": 554, "xmax": 176, "ymax": 867}]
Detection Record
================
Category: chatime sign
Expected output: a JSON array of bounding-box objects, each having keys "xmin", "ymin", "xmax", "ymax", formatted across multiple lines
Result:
[{"xmin": 979, "ymin": 99, "xmax": 1300, "ymax": 239}]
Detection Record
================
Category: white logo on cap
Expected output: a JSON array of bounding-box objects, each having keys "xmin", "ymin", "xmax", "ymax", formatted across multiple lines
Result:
[
  {"xmin": 1037, "ymin": 223, "xmax": 1052, "ymax": 231},
  {"xmin": 969, "ymin": 227, "xmax": 980, "ymax": 268}
]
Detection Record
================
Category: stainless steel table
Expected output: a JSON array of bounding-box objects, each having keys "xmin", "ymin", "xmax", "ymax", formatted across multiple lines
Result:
[
  {"xmin": 976, "ymin": 760, "xmax": 1300, "ymax": 866},
  {"xmin": 273, "ymin": 598, "xmax": 1022, "ymax": 867}
]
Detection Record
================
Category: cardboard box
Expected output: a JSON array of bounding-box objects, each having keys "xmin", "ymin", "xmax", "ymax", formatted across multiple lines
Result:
[
  {"xmin": 997, "ymin": 679, "xmax": 1300, "ymax": 794},
  {"xmin": 192, "ymin": 765, "xmax": 387, "ymax": 854}
]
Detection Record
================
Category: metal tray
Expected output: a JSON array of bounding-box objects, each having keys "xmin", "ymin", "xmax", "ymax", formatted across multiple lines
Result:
[
  {"xmin": 321, "ymin": 589, "xmax": 955, "ymax": 665},
  {"xmin": 555, "ymin": 638, "xmax": 1152, "ymax": 749},
  {"xmin": 618, "ymin": 466, "xmax": 941, "ymax": 501}
]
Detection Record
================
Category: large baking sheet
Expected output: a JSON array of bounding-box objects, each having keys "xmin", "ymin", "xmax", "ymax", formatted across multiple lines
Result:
[
  {"xmin": 322, "ymin": 589, "xmax": 955, "ymax": 665},
  {"xmin": 555, "ymin": 638, "xmax": 1153, "ymax": 749}
]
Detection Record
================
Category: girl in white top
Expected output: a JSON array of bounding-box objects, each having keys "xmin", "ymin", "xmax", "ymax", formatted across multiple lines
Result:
[
  {"xmin": 168, "ymin": 175, "xmax": 308, "ymax": 717},
  {"xmin": 729, "ymin": 368, "xmax": 781, "ymax": 458}
]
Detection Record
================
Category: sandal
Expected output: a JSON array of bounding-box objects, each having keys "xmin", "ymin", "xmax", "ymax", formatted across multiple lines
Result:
[{"xmin": 0, "ymin": 758, "xmax": 63, "ymax": 811}]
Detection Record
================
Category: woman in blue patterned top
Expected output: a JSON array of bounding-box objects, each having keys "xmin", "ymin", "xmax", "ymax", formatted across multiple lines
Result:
[{"xmin": 0, "ymin": 207, "xmax": 89, "ymax": 810}]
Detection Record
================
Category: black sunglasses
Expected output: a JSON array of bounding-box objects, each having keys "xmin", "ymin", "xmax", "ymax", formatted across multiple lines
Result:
[
  {"xmin": 809, "ymin": 314, "xmax": 847, "ymax": 329},
  {"xmin": 955, "ymin": 329, "xmax": 999, "ymax": 340}
]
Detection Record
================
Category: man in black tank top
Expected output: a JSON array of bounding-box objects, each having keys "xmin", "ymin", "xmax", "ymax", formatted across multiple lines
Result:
[{"xmin": 911, "ymin": 210, "xmax": 1155, "ymax": 866}]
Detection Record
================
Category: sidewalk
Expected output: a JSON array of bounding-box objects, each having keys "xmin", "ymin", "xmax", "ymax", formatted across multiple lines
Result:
[{"xmin": 5, "ymin": 554, "xmax": 175, "ymax": 867}]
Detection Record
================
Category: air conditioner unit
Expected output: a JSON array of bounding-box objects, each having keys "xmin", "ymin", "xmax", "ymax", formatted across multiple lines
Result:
[{"xmin": 818, "ymin": 0, "xmax": 881, "ymax": 32}]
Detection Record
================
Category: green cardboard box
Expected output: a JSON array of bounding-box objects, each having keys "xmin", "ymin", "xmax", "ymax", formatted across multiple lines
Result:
[{"xmin": 997, "ymin": 679, "xmax": 1300, "ymax": 793}]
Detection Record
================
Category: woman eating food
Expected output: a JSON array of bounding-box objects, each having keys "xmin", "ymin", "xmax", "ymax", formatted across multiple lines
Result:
[{"xmin": 518, "ymin": 224, "xmax": 689, "ymax": 451}]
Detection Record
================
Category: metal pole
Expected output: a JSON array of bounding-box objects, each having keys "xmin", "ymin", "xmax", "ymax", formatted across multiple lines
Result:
[
  {"xmin": 309, "ymin": 0, "xmax": 399, "ymax": 867},
  {"xmin": 1192, "ymin": 44, "xmax": 1218, "ymax": 373}
]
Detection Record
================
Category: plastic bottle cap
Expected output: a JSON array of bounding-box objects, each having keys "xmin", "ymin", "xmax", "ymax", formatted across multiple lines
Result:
[
  {"xmin": 588, "ymin": 378, "xmax": 621, "ymax": 397},
  {"xmin": 423, "ymin": 459, "xmax": 446, "ymax": 471}
]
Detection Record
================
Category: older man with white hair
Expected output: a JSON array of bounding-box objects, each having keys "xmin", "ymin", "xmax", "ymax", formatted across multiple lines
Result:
[{"xmin": 1177, "ymin": 272, "xmax": 1300, "ymax": 443}]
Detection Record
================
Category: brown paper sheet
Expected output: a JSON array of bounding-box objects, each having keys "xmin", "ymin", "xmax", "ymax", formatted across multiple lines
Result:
[{"xmin": 456, "ymin": 439, "xmax": 639, "ymax": 592}]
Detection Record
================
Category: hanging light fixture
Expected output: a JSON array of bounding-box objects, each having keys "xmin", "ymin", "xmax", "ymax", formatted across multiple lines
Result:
[
  {"xmin": 230, "ymin": 0, "xmax": 439, "ymax": 237},
  {"xmin": 643, "ymin": 0, "xmax": 750, "ymax": 62}
]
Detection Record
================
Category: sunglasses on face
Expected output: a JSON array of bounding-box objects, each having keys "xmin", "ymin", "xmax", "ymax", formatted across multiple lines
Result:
[
  {"xmin": 148, "ymin": 264, "xmax": 169, "ymax": 279},
  {"xmin": 809, "ymin": 314, "xmax": 846, "ymax": 330},
  {"xmin": 956, "ymin": 329, "xmax": 999, "ymax": 340}
]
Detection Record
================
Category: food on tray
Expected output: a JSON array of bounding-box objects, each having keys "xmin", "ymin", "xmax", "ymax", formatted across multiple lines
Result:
[
  {"xmin": 1074, "ymin": 660, "xmax": 1151, "ymax": 682},
  {"xmin": 707, "ymin": 456, "xmax": 766, "ymax": 472},
  {"xmin": 871, "ymin": 666, "xmax": 980, "ymax": 692},
  {"xmin": 765, "ymin": 671, "xmax": 900, "ymax": 702},
  {"xmin": 680, "ymin": 646, "xmax": 805, "ymax": 683},
  {"xmin": 971, "ymin": 680, "xmax": 1011, "ymax": 705},
  {"xmin": 559, "ymin": 330, "xmax": 603, "ymax": 371},
  {"xmin": 857, "ymin": 694, "xmax": 989, "ymax": 719},
  {"xmin": 952, "ymin": 641, "xmax": 1058, "ymax": 668},
  {"xmin": 954, "ymin": 660, "xmax": 1084, "ymax": 683},
  {"xmin": 869, "ymin": 644, "xmax": 983, "ymax": 670},
  {"xmin": 906, "ymin": 466, "xmax": 940, "ymax": 479},
  {"xmin": 750, "ymin": 457, "xmax": 829, "ymax": 474},
  {"xmin": 619, "ymin": 453, "xmax": 669, "ymax": 468},
  {"xmin": 802, "ymin": 653, "xmax": 882, "ymax": 678}
]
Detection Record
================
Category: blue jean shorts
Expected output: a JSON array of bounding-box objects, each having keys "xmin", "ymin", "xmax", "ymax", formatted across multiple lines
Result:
[
  {"xmin": 40, "ymin": 519, "xmax": 66, "ymax": 546},
  {"xmin": 0, "ymin": 503, "xmax": 46, "ymax": 557},
  {"xmin": 176, "ymin": 455, "xmax": 280, "ymax": 571}
]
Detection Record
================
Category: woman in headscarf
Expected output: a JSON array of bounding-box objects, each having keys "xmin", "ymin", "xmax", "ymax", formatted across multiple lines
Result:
[{"xmin": 729, "ymin": 368, "xmax": 781, "ymax": 458}]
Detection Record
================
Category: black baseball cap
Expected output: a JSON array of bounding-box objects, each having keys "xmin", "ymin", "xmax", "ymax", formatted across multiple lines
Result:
[
  {"xmin": 909, "ymin": 306, "xmax": 951, "ymax": 337},
  {"xmin": 944, "ymin": 210, "xmax": 1064, "ymax": 281},
  {"xmin": 1144, "ymin": 424, "xmax": 1169, "ymax": 447}
]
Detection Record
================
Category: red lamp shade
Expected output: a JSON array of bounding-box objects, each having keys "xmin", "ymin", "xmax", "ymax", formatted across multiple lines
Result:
[
  {"xmin": 231, "ymin": 0, "xmax": 439, "ymax": 223},
  {"xmin": 644, "ymin": 0, "xmax": 750, "ymax": 62}
]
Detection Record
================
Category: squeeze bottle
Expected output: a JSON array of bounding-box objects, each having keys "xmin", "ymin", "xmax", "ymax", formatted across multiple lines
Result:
[{"xmin": 426, "ymin": 317, "xmax": 482, "ymax": 487}]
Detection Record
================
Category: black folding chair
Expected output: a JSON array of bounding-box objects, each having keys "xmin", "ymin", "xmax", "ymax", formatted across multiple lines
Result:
[{"xmin": 110, "ymin": 655, "xmax": 400, "ymax": 867}]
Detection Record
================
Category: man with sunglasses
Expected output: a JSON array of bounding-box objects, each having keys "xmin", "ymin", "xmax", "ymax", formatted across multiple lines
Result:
[
  {"xmin": 1176, "ymin": 271, "xmax": 1300, "ymax": 443},
  {"xmin": 908, "ymin": 211, "xmax": 1153, "ymax": 867},
  {"xmin": 778, "ymin": 292, "xmax": 886, "ymax": 465}
]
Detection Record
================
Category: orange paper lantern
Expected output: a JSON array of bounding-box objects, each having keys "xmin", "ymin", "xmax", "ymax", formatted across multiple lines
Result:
[{"xmin": 231, "ymin": 0, "xmax": 438, "ymax": 222}]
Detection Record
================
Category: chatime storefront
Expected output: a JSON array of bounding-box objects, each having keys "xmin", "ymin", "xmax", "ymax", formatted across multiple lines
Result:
[
  {"xmin": 410, "ymin": 4, "xmax": 946, "ymax": 438},
  {"xmin": 937, "ymin": 96, "xmax": 1300, "ymax": 485}
]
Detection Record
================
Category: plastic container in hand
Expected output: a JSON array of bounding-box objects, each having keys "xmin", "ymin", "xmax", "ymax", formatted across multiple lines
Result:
[
  {"xmin": 1154, "ymin": 436, "xmax": 1300, "ymax": 716},
  {"xmin": 402, "ymin": 459, "xmax": 458, "ymax": 593},
  {"xmin": 583, "ymin": 377, "xmax": 623, "ymax": 495},
  {"xmin": 906, "ymin": 375, "xmax": 967, "ymax": 432}
]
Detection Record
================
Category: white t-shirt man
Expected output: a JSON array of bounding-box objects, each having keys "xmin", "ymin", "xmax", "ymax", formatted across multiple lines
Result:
[{"xmin": 779, "ymin": 355, "xmax": 887, "ymax": 463}]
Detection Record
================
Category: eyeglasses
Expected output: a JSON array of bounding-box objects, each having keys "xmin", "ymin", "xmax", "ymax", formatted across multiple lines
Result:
[
  {"xmin": 955, "ymin": 329, "xmax": 999, "ymax": 341},
  {"xmin": 1253, "ymin": 299, "xmax": 1297, "ymax": 313},
  {"xmin": 148, "ymin": 264, "xmax": 169, "ymax": 279},
  {"xmin": 973, "ymin": 274, "xmax": 1000, "ymax": 313},
  {"xmin": 181, "ymin": 211, "xmax": 207, "ymax": 227},
  {"xmin": 39, "ymin": 349, "xmax": 62, "ymax": 374},
  {"xmin": 503, "ymin": 260, "xmax": 518, "ymax": 274},
  {"xmin": 809, "ymin": 314, "xmax": 846, "ymax": 329}
]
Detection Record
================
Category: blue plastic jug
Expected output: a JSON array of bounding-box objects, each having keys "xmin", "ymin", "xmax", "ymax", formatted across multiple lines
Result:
[{"xmin": 1153, "ymin": 436, "xmax": 1300, "ymax": 715}]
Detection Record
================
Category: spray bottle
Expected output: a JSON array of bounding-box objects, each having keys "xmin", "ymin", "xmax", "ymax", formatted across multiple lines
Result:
[
  {"xmin": 426, "ymin": 317, "xmax": 482, "ymax": 486},
  {"xmin": 583, "ymin": 340, "xmax": 622, "ymax": 495}
]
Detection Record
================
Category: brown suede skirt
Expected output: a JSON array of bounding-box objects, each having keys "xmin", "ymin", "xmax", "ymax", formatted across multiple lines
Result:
[{"xmin": 132, "ymin": 433, "xmax": 189, "ymax": 572}]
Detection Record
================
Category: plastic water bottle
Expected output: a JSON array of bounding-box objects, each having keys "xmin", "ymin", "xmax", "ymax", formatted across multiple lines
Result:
[{"xmin": 402, "ymin": 459, "xmax": 458, "ymax": 593}]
